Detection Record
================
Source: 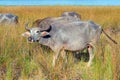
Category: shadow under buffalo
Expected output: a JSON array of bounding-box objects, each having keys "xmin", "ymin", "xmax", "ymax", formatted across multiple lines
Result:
[{"xmin": 66, "ymin": 49, "xmax": 89, "ymax": 63}]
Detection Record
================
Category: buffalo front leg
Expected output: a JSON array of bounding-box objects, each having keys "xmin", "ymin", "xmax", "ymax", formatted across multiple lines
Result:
[
  {"xmin": 61, "ymin": 49, "xmax": 67, "ymax": 65},
  {"xmin": 52, "ymin": 50, "xmax": 60, "ymax": 67},
  {"xmin": 87, "ymin": 45, "xmax": 94, "ymax": 67}
]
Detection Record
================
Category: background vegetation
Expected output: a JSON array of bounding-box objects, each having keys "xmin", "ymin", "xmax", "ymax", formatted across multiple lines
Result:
[{"xmin": 0, "ymin": 6, "xmax": 120, "ymax": 80}]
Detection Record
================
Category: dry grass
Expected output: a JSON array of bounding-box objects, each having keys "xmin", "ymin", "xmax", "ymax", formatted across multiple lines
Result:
[{"xmin": 0, "ymin": 6, "xmax": 120, "ymax": 80}]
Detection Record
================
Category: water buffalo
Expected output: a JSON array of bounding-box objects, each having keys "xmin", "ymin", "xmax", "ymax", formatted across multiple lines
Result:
[
  {"xmin": 22, "ymin": 20, "xmax": 117, "ymax": 67},
  {"xmin": 0, "ymin": 13, "xmax": 18, "ymax": 25},
  {"xmin": 32, "ymin": 12, "xmax": 81, "ymax": 28},
  {"xmin": 61, "ymin": 12, "xmax": 81, "ymax": 20},
  {"xmin": 31, "ymin": 17, "xmax": 77, "ymax": 32}
]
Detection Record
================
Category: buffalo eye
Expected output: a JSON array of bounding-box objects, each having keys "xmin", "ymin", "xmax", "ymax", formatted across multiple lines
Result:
[{"xmin": 36, "ymin": 31, "xmax": 40, "ymax": 33}]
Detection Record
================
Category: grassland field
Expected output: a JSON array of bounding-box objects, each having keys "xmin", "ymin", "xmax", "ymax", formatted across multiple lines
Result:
[{"xmin": 0, "ymin": 6, "xmax": 120, "ymax": 80}]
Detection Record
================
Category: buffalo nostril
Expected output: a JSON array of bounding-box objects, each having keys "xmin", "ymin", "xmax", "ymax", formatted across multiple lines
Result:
[
  {"xmin": 36, "ymin": 40, "xmax": 39, "ymax": 42},
  {"xmin": 28, "ymin": 37, "xmax": 32, "ymax": 41}
]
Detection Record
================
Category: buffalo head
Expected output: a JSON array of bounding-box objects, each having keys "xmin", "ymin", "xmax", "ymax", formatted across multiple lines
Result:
[{"xmin": 22, "ymin": 23, "xmax": 50, "ymax": 42}]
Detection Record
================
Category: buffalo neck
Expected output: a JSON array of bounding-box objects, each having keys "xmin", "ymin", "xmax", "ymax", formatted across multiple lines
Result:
[{"xmin": 38, "ymin": 37, "xmax": 54, "ymax": 47}]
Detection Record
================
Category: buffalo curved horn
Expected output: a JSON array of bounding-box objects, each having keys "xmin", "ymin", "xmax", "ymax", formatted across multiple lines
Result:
[{"xmin": 25, "ymin": 22, "xmax": 31, "ymax": 31}]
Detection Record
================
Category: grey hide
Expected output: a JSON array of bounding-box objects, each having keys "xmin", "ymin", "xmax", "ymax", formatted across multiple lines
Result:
[
  {"xmin": 61, "ymin": 12, "xmax": 81, "ymax": 20},
  {"xmin": 23, "ymin": 20, "xmax": 104, "ymax": 67},
  {"xmin": 0, "ymin": 13, "xmax": 18, "ymax": 25},
  {"xmin": 39, "ymin": 21, "xmax": 102, "ymax": 51},
  {"xmin": 32, "ymin": 12, "xmax": 81, "ymax": 30},
  {"xmin": 32, "ymin": 16, "xmax": 81, "ymax": 31}
]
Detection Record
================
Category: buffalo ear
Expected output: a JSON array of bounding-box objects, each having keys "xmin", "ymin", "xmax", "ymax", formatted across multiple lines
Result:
[
  {"xmin": 22, "ymin": 32, "xmax": 31, "ymax": 37},
  {"xmin": 41, "ymin": 31, "xmax": 49, "ymax": 37}
]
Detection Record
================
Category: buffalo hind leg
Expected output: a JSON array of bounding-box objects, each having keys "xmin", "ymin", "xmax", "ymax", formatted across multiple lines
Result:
[{"xmin": 87, "ymin": 45, "xmax": 94, "ymax": 67}]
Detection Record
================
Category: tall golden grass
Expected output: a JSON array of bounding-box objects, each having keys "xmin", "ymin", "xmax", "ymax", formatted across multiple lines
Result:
[{"xmin": 0, "ymin": 6, "xmax": 120, "ymax": 80}]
